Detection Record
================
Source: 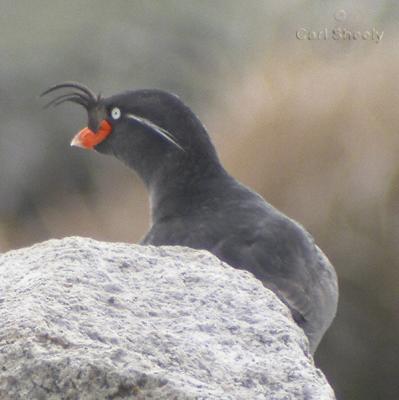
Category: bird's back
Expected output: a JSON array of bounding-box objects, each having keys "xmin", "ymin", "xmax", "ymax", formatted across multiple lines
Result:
[{"xmin": 142, "ymin": 176, "xmax": 338, "ymax": 354}]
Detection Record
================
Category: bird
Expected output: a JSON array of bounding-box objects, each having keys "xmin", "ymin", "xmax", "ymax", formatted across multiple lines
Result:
[{"xmin": 41, "ymin": 81, "xmax": 338, "ymax": 354}]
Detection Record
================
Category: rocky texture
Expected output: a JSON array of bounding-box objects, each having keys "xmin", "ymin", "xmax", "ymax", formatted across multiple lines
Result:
[{"xmin": 0, "ymin": 237, "xmax": 335, "ymax": 399}]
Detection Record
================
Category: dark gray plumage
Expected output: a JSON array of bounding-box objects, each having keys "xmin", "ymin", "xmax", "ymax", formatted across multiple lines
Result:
[{"xmin": 42, "ymin": 82, "xmax": 339, "ymax": 354}]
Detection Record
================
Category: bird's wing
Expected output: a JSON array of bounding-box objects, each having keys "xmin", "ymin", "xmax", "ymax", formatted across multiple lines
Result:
[
  {"xmin": 209, "ymin": 219, "xmax": 319, "ymax": 325},
  {"xmin": 141, "ymin": 211, "xmax": 338, "ymax": 353}
]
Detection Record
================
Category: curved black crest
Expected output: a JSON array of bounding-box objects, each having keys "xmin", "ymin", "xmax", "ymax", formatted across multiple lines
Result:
[
  {"xmin": 41, "ymin": 81, "xmax": 106, "ymax": 131},
  {"xmin": 40, "ymin": 81, "xmax": 101, "ymax": 110}
]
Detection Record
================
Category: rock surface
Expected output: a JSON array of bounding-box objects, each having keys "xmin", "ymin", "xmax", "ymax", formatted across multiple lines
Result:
[{"xmin": 0, "ymin": 237, "xmax": 335, "ymax": 399}]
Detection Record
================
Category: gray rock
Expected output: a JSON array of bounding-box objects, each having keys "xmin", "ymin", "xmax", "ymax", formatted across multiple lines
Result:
[{"xmin": 0, "ymin": 237, "xmax": 336, "ymax": 400}]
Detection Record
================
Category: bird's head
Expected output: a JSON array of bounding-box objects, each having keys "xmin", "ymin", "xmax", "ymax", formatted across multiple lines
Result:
[{"xmin": 41, "ymin": 82, "xmax": 220, "ymax": 186}]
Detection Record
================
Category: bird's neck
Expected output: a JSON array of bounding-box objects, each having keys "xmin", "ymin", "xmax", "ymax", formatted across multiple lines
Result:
[{"xmin": 147, "ymin": 155, "xmax": 229, "ymax": 224}]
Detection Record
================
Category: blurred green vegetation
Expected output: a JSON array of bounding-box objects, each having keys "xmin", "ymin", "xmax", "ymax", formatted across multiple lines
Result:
[{"xmin": 0, "ymin": 1, "xmax": 398, "ymax": 399}]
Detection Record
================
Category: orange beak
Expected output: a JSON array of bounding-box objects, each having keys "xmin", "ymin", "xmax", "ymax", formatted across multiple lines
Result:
[{"xmin": 70, "ymin": 119, "xmax": 112, "ymax": 149}]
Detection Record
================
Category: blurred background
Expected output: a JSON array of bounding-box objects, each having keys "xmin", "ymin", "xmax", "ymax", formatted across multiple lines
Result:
[{"xmin": 0, "ymin": 1, "xmax": 398, "ymax": 398}]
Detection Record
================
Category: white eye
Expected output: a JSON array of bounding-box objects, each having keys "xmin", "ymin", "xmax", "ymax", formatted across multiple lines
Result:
[{"xmin": 111, "ymin": 107, "xmax": 121, "ymax": 120}]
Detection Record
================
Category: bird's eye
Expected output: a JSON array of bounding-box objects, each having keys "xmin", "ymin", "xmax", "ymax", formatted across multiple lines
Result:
[{"xmin": 111, "ymin": 107, "xmax": 121, "ymax": 120}]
